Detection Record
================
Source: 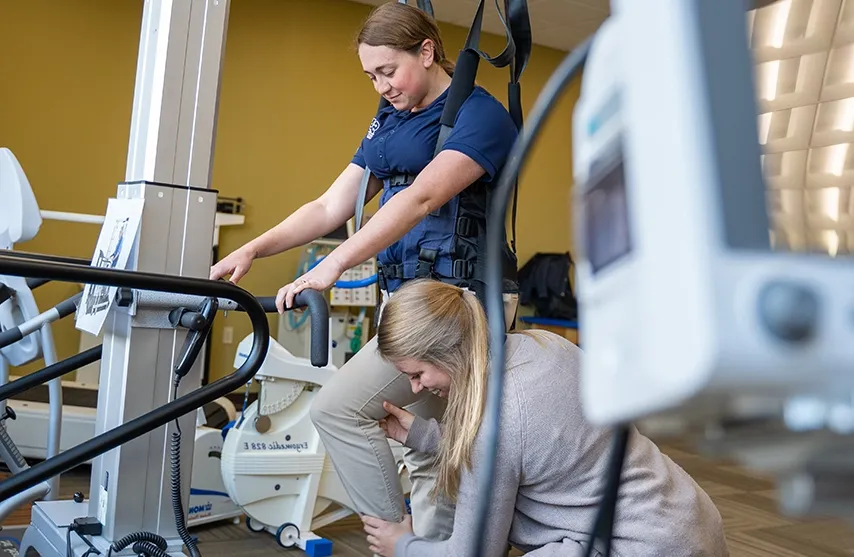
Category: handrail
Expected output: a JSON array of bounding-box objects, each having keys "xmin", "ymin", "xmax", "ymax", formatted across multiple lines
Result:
[
  {"xmin": 0, "ymin": 345, "xmax": 102, "ymax": 403},
  {"xmin": 0, "ymin": 249, "xmax": 92, "ymax": 267},
  {"xmin": 0, "ymin": 252, "xmax": 329, "ymax": 501}
]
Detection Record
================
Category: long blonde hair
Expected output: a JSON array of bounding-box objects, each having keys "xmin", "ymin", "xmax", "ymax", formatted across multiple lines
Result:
[{"xmin": 376, "ymin": 280, "xmax": 489, "ymax": 501}]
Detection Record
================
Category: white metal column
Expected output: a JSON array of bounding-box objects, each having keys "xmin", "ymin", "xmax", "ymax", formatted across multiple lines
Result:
[{"xmin": 92, "ymin": 0, "xmax": 230, "ymax": 546}]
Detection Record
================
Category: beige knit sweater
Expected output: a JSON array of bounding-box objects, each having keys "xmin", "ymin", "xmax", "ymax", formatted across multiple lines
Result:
[{"xmin": 396, "ymin": 331, "xmax": 729, "ymax": 557}]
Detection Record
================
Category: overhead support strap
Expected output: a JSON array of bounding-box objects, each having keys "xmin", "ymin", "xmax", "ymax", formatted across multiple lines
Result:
[{"xmin": 436, "ymin": 0, "xmax": 532, "ymax": 253}]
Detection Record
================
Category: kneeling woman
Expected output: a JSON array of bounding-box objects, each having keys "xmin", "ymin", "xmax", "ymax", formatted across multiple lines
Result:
[{"xmin": 361, "ymin": 280, "xmax": 728, "ymax": 557}]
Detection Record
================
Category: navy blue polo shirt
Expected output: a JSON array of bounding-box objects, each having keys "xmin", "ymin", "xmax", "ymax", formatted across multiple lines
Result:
[{"xmin": 351, "ymin": 86, "xmax": 518, "ymax": 183}]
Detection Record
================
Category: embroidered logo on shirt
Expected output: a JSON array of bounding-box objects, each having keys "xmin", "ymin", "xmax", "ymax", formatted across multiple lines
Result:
[{"xmin": 366, "ymin": 118, "xmax": 380, "ymax": 140}]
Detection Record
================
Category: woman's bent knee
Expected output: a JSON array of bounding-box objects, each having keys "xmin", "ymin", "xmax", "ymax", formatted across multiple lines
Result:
[
  {"xmin": 309, "ymin": 372, "xmax": 360, "ymax": 429},
  {"xmin": 310, "ymin": 364, "xmax": 415, "ymax": 432}
]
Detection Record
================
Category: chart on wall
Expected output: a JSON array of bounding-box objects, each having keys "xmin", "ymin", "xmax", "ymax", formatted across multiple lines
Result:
[{"xmin": 76, "ymin": 198, "xmax": 144, "ymax": 336}]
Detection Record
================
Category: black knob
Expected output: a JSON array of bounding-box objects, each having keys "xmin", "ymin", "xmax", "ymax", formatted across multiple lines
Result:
[
  {"xmin": 115, "ymin": 288, "xmax": 134, "ymax": 307},
  {"xmin": 758, "ymin": 281, "xmax": 820, "ymax": 343},
  {"xmin": 73, "ymin": 491, "xmax": 85, "ymax": 503},
  {"xmin": 1, "ymin": 407, "xmax": 16, "ymax": 421}
]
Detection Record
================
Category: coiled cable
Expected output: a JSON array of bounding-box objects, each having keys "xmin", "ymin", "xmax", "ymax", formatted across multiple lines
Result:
[
  {"xmin": 100, "ymin": 381, "xmax": 201, "ymax": 557},
  {"xmin": 132, "ymin": 540, "xmax": 170, "ymax": 557},
  {"xmin": 106, "ymin": 531, "xmax": 167, "ymax": 557},
  {"xmin": 170, "ymin": 380, "xmax": 201, "ymax": 557}
]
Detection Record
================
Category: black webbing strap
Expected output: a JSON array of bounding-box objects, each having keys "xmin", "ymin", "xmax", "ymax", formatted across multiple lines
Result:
[
  {"xmin": 414, "ymin": 0, "xmax": 433, "ymax": 17},
  {"xmin": 433, "ymin": 0, "xmax": 531, "ymax": 252},
  {"xmin": 506, "ymin": 0, "xmax": 531, "ymax": 253}
]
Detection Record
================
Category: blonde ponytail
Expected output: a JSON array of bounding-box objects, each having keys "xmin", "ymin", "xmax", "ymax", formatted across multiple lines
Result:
[{"xmin": 376, "ymin": 280, "xmax": 490, "ymax": 502}]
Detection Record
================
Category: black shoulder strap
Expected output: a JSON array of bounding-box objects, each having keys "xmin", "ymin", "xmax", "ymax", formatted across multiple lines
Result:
[
  {"xmin": 415, "ymin": 0, "xmax": 434, "ymax": 17},
  {"xmin": 505, "ymin": 0, "xmax": 531, "ymax": 254},
  {"xmin": 434, "ymin": 0, "xmax": 531, "ymax": 253}
]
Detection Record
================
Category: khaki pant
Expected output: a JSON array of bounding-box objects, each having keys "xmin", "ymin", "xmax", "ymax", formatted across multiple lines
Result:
[{"xmin": 309, "ymin": 291, "xmax": 518, "ymax": 540}]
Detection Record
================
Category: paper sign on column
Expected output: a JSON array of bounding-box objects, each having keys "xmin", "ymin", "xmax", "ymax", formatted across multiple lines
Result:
[{"xmin": 75, "ymin": 198, "xmax": 145, "ymax": 336}]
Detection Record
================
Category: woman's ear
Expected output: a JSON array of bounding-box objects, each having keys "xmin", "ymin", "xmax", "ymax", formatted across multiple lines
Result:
[{"xmin": 419, "ymin": 39, "xmax": 436, "ymax": 68}]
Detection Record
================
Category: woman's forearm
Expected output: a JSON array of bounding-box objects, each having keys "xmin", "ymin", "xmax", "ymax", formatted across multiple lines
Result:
[
  {"xmin": 243, "ymin": 200, "xmax": 343, "ymax": 259},
  {"xmin": 243, "ymin": 163, "xmax": 373, "ymax": 260}
]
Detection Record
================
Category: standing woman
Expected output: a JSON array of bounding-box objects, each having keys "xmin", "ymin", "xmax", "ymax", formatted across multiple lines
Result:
[{"xmin": 210, "ymin": 2, "xmax": 520, "ymax": 540}]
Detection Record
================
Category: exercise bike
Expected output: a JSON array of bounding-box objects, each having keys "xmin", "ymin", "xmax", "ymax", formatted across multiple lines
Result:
[{"xmin": 220, "ymin": 333, "xmax": 411, "ymax": 554}]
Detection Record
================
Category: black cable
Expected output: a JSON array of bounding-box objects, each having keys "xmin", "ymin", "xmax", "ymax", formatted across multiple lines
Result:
[
  {"xmin": 132, "ymin": 541, "xmax": 170, "ymax": 557},
  {"xmin": 583, "ymin": 425, "xmax": 630, "ymax": 557},
  {"xmin": 474, "ymin": 35, "xmax": 593, "ymax": 557},
  {"xmin": 98, "ymin": 381, "xmax": 199, "ymax": 557},
  {"xmin": 77, "ymin": 535, "xmax": 101, "ymax": 556},
  {"xmin": 108, "ymin": 531, "xmax": 168, "ymax": 557},
  {"xmin": 65, "ymin": 525, "xmax": 101, "ymax": 557},
  {"xmin": 170, "ymin": 379, "xmax": 201, "ymax": 557}
]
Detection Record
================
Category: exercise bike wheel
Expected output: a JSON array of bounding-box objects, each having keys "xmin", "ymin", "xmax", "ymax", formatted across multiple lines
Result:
[
  {"xmin": 276, "ymin": 522, "xmax": 301, "ymax": 548},
  {"xmin": 245, "ymin": 516, "xmax": 266, "ymax": 533}
]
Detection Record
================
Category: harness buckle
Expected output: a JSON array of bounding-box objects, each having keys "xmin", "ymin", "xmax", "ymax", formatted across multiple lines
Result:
[
  {"xmin": 452, "ymin": 259, "xmax": 475, "ymax": 279},
  {"xmin": 386, "ymin": 174, "xmax": 417, "ymax": 187},
  {"xmin": 455, "ymin": 217, "xmax": 476, "ymax": 237},
  {"xmin": 415, "ymin": 248, "xmax": 438, "ymax": 278},
  {"xmin": 377, "ymin": 265, "xmax": 388, "ymax": 291}
]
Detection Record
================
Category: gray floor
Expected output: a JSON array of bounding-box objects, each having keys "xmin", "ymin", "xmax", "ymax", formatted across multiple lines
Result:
[{"xmin": 4, "ymin": 437, "xmax": 854, "ymax": 556}]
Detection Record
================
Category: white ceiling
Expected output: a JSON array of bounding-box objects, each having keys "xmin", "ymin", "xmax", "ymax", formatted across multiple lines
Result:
[
  {"xmin": 347, "ymin": 0, "xmax": 610, "ymax": 52},
  {"xmin": 754, "ymin": 0, "xmax": 854, "ymax": 255}
]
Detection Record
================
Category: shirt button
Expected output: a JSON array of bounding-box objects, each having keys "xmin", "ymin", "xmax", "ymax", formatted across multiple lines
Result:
[{"xmin": 379, "ymin": 137, "xmax": 385, "ymax": 142}]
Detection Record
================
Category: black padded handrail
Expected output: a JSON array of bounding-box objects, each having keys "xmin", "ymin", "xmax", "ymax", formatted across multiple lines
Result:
[
  {"xmin": 0, "ymin": 252, "xmax": 328, "ymax": 501},
  {"xmin": 250, "ymin": 296, "xmax": 329, "ymax": 367}
]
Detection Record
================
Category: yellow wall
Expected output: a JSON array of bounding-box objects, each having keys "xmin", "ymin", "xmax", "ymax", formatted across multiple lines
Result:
[
  {"xmin": 0, "ymin": 0, "xmax": 581, "ymax": 383},
  {"xmin": 0, "ymin": 0, "xmax": 144, "ymax": 370}
]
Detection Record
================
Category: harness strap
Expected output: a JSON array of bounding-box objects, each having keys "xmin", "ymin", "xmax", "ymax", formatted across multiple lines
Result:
[
  {"xmin": 354, "ymin": 167, "xmax": 372, "ymax": 233},
  {"xmin": 415, "ymin": 248, "xmax": 437, "ymax": 278},
  {"xmin": 380, "ymin": 263, "xmax": 405, "ymax": 279},
  {"xmin": 377, "ymin": 253, "xmax": 475, "ymax": 282},
  {"xmin": 434, "ymin": 0, "xmax": 532, "ymax": 253},
  {"xmin": 386, "ymin": 174, "xmax": 419, "ymax": 187},
  {"xmin": 456, "ymin": 216, "xmax": 476, "ymax": 237},
  {"xmin": 414, "ymin": 0, "xmax": 433, "ymax": 17},
  {"xmin": 506, "ymin": 0, "xmax": 531, "ymax": 253}
]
